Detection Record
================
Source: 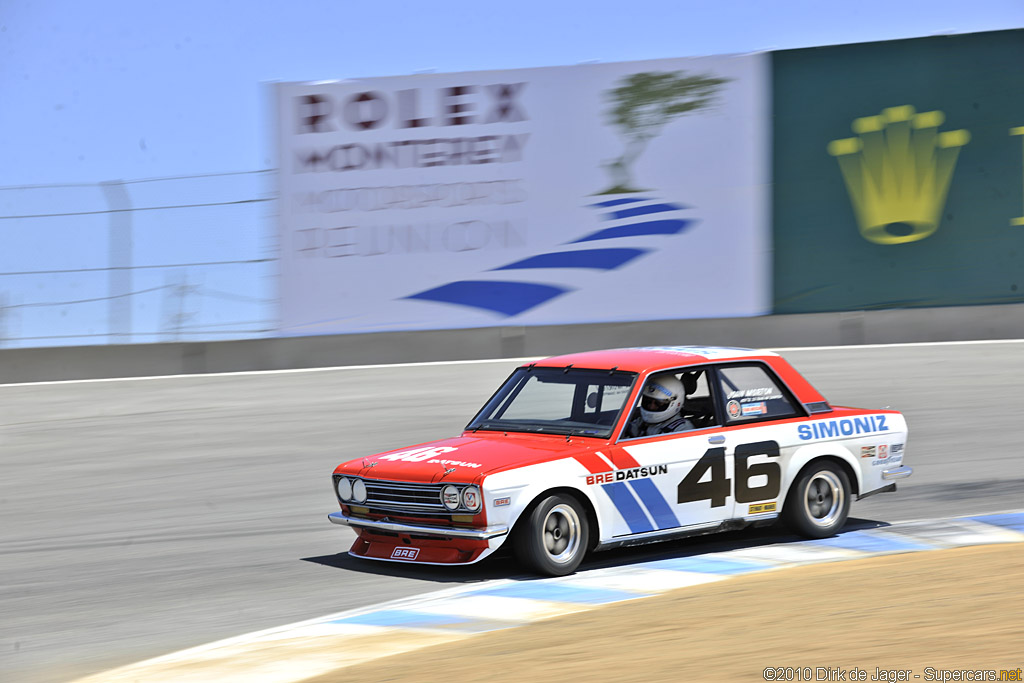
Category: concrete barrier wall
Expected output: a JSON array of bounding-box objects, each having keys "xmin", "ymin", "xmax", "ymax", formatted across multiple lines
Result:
[{"xmin": 2, "ymin": 302, "xmax": 1023, "ymax": 384}]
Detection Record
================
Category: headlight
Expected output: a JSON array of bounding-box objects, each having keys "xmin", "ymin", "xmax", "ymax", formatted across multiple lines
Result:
[
  {"xmin": 461, "ymin": 486, "xmax": 481, "ymax": 512},
  {"xmin": 441, "ymin": 484, "xmax": 461, "ymax": 511},
  {"xmin": 352, "ymin": 479, "xmax": 367, "ymax": 504},
  {"xmin": 336, "ymin": 477, "xmax": 353, "ymax": 501}
]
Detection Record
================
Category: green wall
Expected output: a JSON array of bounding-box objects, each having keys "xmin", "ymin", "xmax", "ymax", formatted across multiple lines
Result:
[{"xmin": 772, "ymin": 30, "xmax": 1024, "ymax": 313}]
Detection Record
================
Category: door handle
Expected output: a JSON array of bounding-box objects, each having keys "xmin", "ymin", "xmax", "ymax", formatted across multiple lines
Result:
[{"xmin": 708, "ymin": 435, "xmax": 725, "ymax": 444}]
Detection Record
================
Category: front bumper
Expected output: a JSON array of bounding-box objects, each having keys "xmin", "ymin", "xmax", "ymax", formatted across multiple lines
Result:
[
  {"xmin": 327, "ymin": 511, "xmax": 509, "ymax": 540},
  {"xmin": 881, "ymin": 465, "xmax": 913, "ymax": 481}
]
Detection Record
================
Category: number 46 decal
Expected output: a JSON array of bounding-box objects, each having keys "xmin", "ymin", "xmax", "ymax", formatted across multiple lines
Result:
[{"xmin": 677, "ymin": 440, "xmax": 781, "ymax": 507}]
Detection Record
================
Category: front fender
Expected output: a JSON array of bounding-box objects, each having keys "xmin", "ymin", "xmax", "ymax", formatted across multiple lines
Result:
[{"xmin": 482, "ymin": 457, "xmax": 605, "ymax": 549}]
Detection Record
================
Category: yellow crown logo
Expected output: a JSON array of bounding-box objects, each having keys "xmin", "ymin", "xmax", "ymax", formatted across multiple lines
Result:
[{"xmin": 828, "ymin": 105, "xmax": 970, "ymax": 245}]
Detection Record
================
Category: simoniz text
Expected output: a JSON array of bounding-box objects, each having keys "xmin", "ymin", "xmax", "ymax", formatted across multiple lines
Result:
[
  {"xmin": 587, "ymin": 464, "xmax": 668, "ymax": 485},
  {"xmin": 798, "ymin": 415, "xmax": 889, "ymax": 441}
]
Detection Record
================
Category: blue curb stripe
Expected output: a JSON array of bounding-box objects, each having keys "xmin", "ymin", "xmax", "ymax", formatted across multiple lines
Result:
[
  {"xmin": 589, "ymin": 197, "xmax": 653, "ymax": 208},
  {"xmin": 970, "ymin": 512, "xmax": 1024, "ymax": 534},
  {"xmin": 333, "ymin": 609, "xmax": 473, "ymax": 628},
  {"xmin": 466, "ymin": 582, "xmax": 648, "ymax": 604},
  {"xmin": 570, "ymin": 219, "xmax": 693, "ymax": 244},
  {"xmin": 628, "ymin": 479, "xmax": 679, "ymax": 529},
  {"xmin": 404, "ymin": 281, "xmax": 570, "ymax": 316},
  {"xmin": 602, "ymin": 482, "xmax": 655, "ymax": 533},
  {"xmin": 642, "ymin": 556, "xmax": 767, "ymax": 575},
  {"xmin": 492, "ymin": 248, "xmax": 649, "ymax": 272},
  {"xmin": 804, "ymin": 531, "xmax": 933, "ymax": 553},
  {"xmin": 606, "ymin": 202, "xmax": 684, "ymax": 220}
]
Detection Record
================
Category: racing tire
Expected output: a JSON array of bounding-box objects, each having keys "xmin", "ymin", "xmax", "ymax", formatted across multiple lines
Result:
[
  {"xmin": 514, "ymin": 494, "xmax": 590, "ymax": 576},
  {"xmin": 783, "ymin": 461, "xmax": 851, "ymax": 538}
]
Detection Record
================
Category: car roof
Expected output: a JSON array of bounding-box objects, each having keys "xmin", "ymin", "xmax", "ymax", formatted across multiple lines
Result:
[{"xmin": 527, "ymin": 346, "xmax": 780, "ymax": 374}]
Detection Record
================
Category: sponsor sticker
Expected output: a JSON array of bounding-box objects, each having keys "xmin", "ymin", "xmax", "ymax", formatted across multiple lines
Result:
[
  {"xmin": 740, "ymin": 401, "xmax": 767, "ymax": 416},
  {"xmin": 727, "ymin": 387, "xmax": 782, "ymax": 400},
  {"xmin": 586, "ymin": 463, "xmax": 669, "ymax": 486},
  {"xmin": 727, "ymin": 400, "xmax": 741, "ymax": 418},
  {"xmin": 797, "ymin": 415, "xmax": 890, "ymax": 441},
  {"xmin": 892, "ymin": 443, "xmax": 904, "ymax": 455},
  {"xmin": 878, "ymin": 444, "xmax": 889, "ymax": 460},
  {"xmin": 860, "ymin": 445, "xmax": 876, "ymax": 458},
  {"xmin": 391, "ymin": 547, "xmax": 420, "ymax": 560},
  {"xmin": 463, "ymin": 489, "xmax": 479, "ymax": 509},
  {"xmin": 493, "ymin": 497, "xmax": 511, "ymax": 507},
  {"xmin": 748, "ymin": 501, "xmax": 777, "ymax": 514}
]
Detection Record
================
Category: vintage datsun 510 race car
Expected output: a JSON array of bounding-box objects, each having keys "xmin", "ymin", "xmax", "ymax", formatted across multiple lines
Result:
[{"xmin": 329, "ymin": 346, "xmax": 911, "ymax": 575}]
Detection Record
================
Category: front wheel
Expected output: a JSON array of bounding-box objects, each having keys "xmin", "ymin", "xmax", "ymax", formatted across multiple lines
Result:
[
  {"xmin": 783, "ymin": 462, "xmax": 851, "ymax": 538},
  {"xmin": 513, "ymin": 494, "xmax": 589, "ymax": 576}
]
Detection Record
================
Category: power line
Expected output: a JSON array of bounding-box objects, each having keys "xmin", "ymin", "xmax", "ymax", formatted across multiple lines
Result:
[
  {"xmin": 7, "ymin": 285, "xmax": 171, "ymax": 309},
  {"xmin": 0, "ymin": 258, "xmax": 274, "ymax": 277},
  {"xmin": 0, "ymin": 197, "xmax": 274, "ymax": 221},
  {"xmin": 2, "ymin": 328, "xmax": 275, "ymax": 342},
  {"xmin": 0, "ymin": 169, "xmax": 275, "ymax": 192},
  {"xmin": 196, "ymin": 286, "xmax": 272, "ymax": 304}
]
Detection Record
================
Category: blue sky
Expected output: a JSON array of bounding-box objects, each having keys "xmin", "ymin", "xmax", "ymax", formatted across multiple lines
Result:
[
  {"xmin": 0, "ymin": 1, "xmax": 1021, "ymax": 347},
  {"xmin": 2, "ymin": 0, "xmax": 1022, "ymax": 186}
]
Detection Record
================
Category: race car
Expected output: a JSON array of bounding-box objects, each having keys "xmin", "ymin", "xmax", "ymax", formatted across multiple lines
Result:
[{"xmin": 328, "ymin": 346, "xmax": 911, "ymax": 576}]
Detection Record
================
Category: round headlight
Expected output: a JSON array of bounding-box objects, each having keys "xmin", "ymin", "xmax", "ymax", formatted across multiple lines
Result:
[
  {"xmin": 352, "ymin": 479, "xmax": 367, "ymax": 504},
  {"xmin": 336, "ymin": 477, "xmax": 353, "ymax": 501},
  {"xmin": 441, "ymin": 484, "xmax": 461, "ymax": 511},
  {"xmin": 461, "ymin": 486, "xmax": 481, "ymax": 512}
]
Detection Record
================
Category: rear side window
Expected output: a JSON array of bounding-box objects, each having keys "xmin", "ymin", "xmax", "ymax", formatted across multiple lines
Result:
[{"xmin": 717, "ymin": 364, "xmax": 799, "ymax": 423}]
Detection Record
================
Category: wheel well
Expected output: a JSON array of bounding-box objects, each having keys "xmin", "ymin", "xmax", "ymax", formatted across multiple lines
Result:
[
  {"xmin": 794, "ymin": 455, "xmax": 859, "ymax": 496},
  {"xmin": 513, "ymin": 487, "xmax": 600, "ymax": 551}
]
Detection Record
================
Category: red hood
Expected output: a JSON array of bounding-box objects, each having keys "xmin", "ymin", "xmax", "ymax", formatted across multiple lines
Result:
[{"xmin": 334, "ymin": 431, "xmax": 602, "ymax": 483}]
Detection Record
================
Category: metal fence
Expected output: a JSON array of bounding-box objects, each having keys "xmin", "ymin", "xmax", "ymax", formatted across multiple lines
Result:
[{"xmin": 0, "ymin": 170, "xmax": 277, "ymax": 348}]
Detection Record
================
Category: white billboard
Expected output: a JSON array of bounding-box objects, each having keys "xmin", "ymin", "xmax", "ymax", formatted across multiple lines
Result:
[{"xmin": 275, "ymin": 54, "xmax": 769, "ymax": 335}]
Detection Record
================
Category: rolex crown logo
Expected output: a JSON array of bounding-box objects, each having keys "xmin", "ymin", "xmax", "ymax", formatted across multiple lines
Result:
[{"xmin": 828, "ymin": 105, "xmax": 970, "ymax": 245}]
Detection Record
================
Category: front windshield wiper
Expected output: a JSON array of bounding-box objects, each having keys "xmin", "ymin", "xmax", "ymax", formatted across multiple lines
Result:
[{"xmin": 470, "ymin": 421, "xmax": 609, "ymax": 438}]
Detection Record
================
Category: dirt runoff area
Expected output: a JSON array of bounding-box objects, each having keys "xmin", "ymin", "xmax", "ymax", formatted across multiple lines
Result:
[{"xmin": 317, "ymin": 544, "xmax": 1024, "ymax": 683}]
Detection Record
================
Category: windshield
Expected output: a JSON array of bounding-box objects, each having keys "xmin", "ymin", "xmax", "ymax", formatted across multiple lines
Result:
[{"xmin": 467, "ymin": 366, "xmax": 638, "ymax": 439}]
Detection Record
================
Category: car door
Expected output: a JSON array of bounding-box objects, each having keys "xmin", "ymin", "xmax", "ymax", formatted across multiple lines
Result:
[
  {"xmin": 709, "ymin": 362, "xmax": 806, "ymax": 520},
  {"xmin": 600, "ymin": 367, "xmax": 736, "ymax": 538}
]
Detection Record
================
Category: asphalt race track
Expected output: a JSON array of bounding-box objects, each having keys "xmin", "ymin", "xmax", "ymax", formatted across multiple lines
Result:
[{"xmin": 2, "ymin": 342, "xmax": 1023, "ymax": 682}]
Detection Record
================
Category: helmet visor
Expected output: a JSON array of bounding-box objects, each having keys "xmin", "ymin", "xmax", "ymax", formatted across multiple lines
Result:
[{"xmin": 641, "ymin": 394, "xmax": 670, "ymax": 412}]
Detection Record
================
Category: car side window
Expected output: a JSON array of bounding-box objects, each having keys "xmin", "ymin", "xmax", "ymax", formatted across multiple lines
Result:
[
  {"xmin": 621, "ymin": 366, "xmax": 720, "ymax": 439},
  {"xmin": 677, "ymin": 369, "xmax": 720, "ymax": 428},
  {"xmin": 717, "ymin": 364, "xmax": 799, "ymax": 423}
]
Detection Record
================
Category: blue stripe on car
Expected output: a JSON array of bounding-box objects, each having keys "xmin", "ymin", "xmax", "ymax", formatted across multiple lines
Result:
[
  {"xmin": 627, "ymin": 478, "xmax": 679, "ymax": 529},
  {"xmin": 601, "ymin": 482, "xmax": 655, "ymax": 533}
]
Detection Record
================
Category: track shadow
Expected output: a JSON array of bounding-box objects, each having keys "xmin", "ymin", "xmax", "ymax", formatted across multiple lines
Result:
[
  {"xmin": 301, "ymin": 545, "xmax": 522, "ymax": 582},
  {"xmin": 302, "ymin": 516, "xmax": 893, "ymax": 582}
]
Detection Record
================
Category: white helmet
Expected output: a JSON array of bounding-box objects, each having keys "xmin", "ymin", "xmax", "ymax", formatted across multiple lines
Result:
[{"xmin": 640, "ymin": 374, "xmax": 684, "ymax": 424}]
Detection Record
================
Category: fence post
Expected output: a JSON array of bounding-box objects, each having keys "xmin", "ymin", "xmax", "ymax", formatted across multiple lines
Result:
[{"xmin": 99, "ymin": 180, "xmax": 133, "ymax": 343}]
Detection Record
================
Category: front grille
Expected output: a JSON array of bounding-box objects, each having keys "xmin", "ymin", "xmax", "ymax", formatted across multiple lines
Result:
[
  {"xmin": 364, "ymin": 479, "xmax": 447, "ymax": 516},
  {"xmin": 334, "ymin": 476, "xmax": 453, "ymax": 518}
]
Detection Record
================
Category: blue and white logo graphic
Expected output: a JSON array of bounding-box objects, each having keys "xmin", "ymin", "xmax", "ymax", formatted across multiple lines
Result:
[{"xmin": 404, "ymin": 195, "xmax": 695, "ymax": 317}]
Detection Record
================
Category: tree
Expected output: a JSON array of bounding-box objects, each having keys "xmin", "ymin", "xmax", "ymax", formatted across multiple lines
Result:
[{"xmin": 601, "ymin": 71, "xmax": 729, "ymax": 194}]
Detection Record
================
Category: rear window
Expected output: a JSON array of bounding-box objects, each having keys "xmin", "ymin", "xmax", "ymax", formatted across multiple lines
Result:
[{"xmin": 717, "ymin": 364, "xmax": 799, "ymax": 423}]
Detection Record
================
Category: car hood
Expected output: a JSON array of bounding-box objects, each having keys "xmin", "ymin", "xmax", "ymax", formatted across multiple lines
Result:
[{"xmin": 334, "ymin": 431, "xmax": 601, "ymax": 483}]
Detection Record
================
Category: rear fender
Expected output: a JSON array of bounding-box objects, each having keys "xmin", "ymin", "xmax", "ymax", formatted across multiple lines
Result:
[{"xmin": 784, "ymin": 442, "xmax": 862, "ymax": 502}]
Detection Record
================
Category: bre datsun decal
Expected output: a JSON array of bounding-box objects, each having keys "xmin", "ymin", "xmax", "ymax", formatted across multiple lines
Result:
[
  {"xmin": 586, "ymin": 464, "xmax": 668, "ymax": 485},
  {"xmin": 798, "ymin": 415, "xmax": 889, "ymax": 441}
]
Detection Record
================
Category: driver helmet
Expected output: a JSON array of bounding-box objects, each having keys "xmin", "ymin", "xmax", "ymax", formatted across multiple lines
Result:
[{"xmin": 640, "ymin": 373, "xmax": 685, "ymax": 424}]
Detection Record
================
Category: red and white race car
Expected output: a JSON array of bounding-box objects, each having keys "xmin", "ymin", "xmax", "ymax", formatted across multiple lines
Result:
[{"xmin": 329, "ymin": 346, "xmax": 911, "ymax": 575}]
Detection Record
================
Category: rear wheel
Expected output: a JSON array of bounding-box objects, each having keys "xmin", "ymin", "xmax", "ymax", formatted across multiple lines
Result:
[
  {"xmin": 514, "ymin": 494, "xmax": 589, "ymax": 576},
  {"xmin": 783, "ymin": 462, "xmax": 851, "ymax": 538}
]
